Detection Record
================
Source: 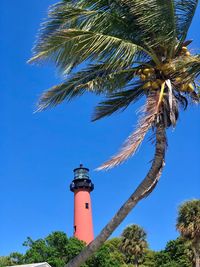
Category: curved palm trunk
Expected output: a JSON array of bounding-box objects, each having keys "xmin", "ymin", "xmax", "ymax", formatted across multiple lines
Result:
[{"xmin": 66, "ymin": 124, "xmax": 166, "ymax": 267}]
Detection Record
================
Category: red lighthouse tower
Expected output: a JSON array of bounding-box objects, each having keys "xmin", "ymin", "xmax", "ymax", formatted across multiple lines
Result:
[{"xmin": 70, "ymin": 164, "xmax": 94, "ymax": 244}]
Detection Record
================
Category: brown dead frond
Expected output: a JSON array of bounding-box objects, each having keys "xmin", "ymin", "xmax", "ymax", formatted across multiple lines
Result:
[{"xmin": 97, "ymin": 92, "xmax": 160, "ymax": 170}]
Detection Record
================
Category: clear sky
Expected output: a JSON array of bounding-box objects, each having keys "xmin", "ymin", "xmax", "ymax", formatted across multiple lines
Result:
[{"xmin": 1, "ymin": 0, "xmax": 200, "ymax": 256}]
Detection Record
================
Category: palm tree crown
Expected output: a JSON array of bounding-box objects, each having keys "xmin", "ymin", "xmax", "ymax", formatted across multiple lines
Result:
[
  {"xmin": 177, "ymin": 200, "xmax": 200, "ymax": 240},
  {"xmin": 29, "ymin": 0, "xmax": 200, "ymax": 169},
  {"xmin": 177, "ymin": 200, "xmax": 200, "ymax": 267},
  {"xmin": 120, "ymin": 224, "xmax": 148, "ymax": 266}
]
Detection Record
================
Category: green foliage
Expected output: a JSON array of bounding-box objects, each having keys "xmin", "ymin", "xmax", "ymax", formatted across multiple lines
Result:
[
  {"xmin": 150, "ymin": 238, "xmax": 192, "ymax": 267},
  {"xmin": 141, "ymin": 250, "xmax": 157, "ymax": 267},
  {"xmin": 65, "ymin": 237, "xmax": 86, "ymax": 264},
  {"xmin": 28, "ymin": 0, "xmax": 200, "ymax": 171},
  {"xmin": 9, "ymin": 253, "xmax": 24, "ymax": 265},
  {"xmin": 29, "ymin": 0, "xmax": 200, "ymax": 114},
  {"xmin": 119, "ymin": 224, "xmax": 148, "ymax": 265},
  {"xmin": 0, "ymin": 256, "xmax": 12, "ymax": 267},
  {"xmin": 0, "ymin": 235, "xmax": 195, "ymax": 267},
  {"xmin": 177, "ymin": 199, "xmax": 200, "ymax": 266},
  {"xmin": 2, "ymin": 201, "xmax": 200, "ymax": 267},
  {"xmin": 0, "ymin": 233, "xmax": 128, "ymax": 267},
  {"xmin": 22, "ymin": 232, "xmax": 85, "ymax": 267},
  {"xmin": 25, "ymin": 0, "xmax": 200, "ymax": 178},
  {"xmin": 88, "ymin": 238, "xmax": 126, "ymax": 267},
  {"xmin": 165, "ymin": 238, "xmax": 192, "ymax": 267},
  {"xmin": 0, "ymin": 253, "xmax": 24, "ymax": 267},
  {"xmin": 177, "ymin": 200, "xmax": 200, "ymax": 241},
  {"xmin": 89, "ymin": 245, "xmax": 120, "ymax": 267}
]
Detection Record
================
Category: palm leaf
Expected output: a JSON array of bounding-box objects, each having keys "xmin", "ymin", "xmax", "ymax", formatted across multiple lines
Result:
[
  {"xmin": 175, "ymin": 0, "xmax": 198, "ymax": 44},
  {"xmin": 36, "ymin": 65, "xmax": 138, "ymax": 111},
  {"xmin": 92, "ymin": 84, "xmax": 145, "ymax": 121},
  {"xmin": 29, "ymin": 0, "xmax": 167, "ymax": 69},
  {"xmin": 168, "ymin": 55, "xmax": 200, "ymax": 83},
  {"xmin": 97, "ymin": 92, "xmax": 159, "ymax": 170},
  {"xmin": 40, "ymin": 2, "xmax": 130, "ymax": 40},
  {"xmin": 111, "ymin": 0, "xmax": 177, "ymax": 51},
  {"xmin": 29, "ymin": 29, "xmax": 148, "ymax": 73}
]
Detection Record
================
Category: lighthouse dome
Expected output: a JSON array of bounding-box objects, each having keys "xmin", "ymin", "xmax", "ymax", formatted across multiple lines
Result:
[{"xmin": 70, "ymin": 164, "xmax": 94, "ymax": 192}]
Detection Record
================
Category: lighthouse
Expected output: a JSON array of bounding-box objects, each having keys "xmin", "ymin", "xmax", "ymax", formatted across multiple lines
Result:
[{"xmin": 70, "ymin": 164, "xmax": 94, "ymax": 244}]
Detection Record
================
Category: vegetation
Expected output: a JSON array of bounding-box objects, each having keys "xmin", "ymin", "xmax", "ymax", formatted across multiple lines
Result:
[
  {"xmin": 119, "ymin": 225, "xmax": 148, "ymax": 266},
  {"xmin": 29, "ymin": 0, "xmax": 200, "ymax": 265},
  {"xmin": 177, "ymin": 200, "xmax": 200, "ymax": 267},
  {"xmin": 0, "ymin": 231, "xmax": 194, "ymax": 267}
]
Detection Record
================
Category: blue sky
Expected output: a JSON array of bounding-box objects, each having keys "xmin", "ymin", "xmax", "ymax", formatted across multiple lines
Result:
[{"xmin": 1, "ymin": 0, "xmax": 200, "ymax": 256}]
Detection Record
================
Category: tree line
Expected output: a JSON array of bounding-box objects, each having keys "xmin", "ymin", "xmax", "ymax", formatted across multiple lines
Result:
[{"xmin": 1, "ymin": 200, "xmax": 200, "ymax": 267}]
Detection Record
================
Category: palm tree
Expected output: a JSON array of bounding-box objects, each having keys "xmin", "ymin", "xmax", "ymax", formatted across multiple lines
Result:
[
  {"xmin": 177, "ymin": 200, "xmax": 200, "ymax": 267},
  {"xmin": 119, "ymin": 224, "xmax": 148, "ymax": 267},
  {"xmin": 29, "ymin": 0, "xmax": 200, "ymax": 266}
]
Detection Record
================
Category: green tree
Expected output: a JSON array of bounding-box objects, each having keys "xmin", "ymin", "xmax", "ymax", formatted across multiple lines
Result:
[
  {"xmin": 0, "ymin": 256, "xmax": 12, "ymax": 267},
  {"xmin": 1, "ymin": 232, "xmax": 127, "ymax": 267},
  {"xmin": 9, "ymin": 253, "xmax": 24, "ymax": 265},
  {"xmin": 150, "ymin": 238, "xmax": 192, "ymax": 267},
  {"xmin": 29, "ymin": 1, "xmax": 200, "ymax": 266},
  {"xmin": 141, "ymin": 250, "xmax": 157, "ymax": 267},
  {"xmin": 177, "ymin": 200, "xmax": 200, "ymax": 267},
  {"xmin": 0, "ymin": 253, "xmax": 24, "ymax": 267},
  {"xmin": 22, "ymin": 232, "xmax": 86, "ymax": 267},
  {"xmin": 65, "ymin": 238, "xmax": 86, "ymax": 265},
  {"xmin": 119, "ymin": 224, "xmax": 148, "ymax": 266},
  {"xmin": 164, "ymin": 238, "xmax": 192, "ymax": 267},
  {"xmin": 87, "ymin": 238, "xmax": 126, "ymax": 267}
]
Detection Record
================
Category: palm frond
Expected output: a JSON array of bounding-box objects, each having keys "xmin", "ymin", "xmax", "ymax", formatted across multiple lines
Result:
[
  {"xmin": 112, "ymin": 0, "xmax": 177, "ymax": 52},
  {"xmin": 39, "ymin": 2, "xmax": 130, "ymax": 40},
  {"xmin": 37, "ymin": 65, "xmax": 138, "ymax": 111},
  {"xmin": 187, "ymin": 59, "xmax": 200, "ymax": 80},
  {"xmin": 30, "ymin": 0, "xmax": 169, "ymax": 69},
  {"xmin": 97, "ymin": 92, "xmax": 159, "ymax": 170},
  {"xmin": 169, "ymin": 55, "xmax": 200, "ymax": 83},
  {"xmin": 175, "ymin": 0, "xmax": 198, "ymax": 44},
  {"xmin": 29, "ymin": 29, "xmax": 146, "ymax": 73},
  {"xmin": 92, "ymin": 84, "xmax": 145, "ymax": 121}
]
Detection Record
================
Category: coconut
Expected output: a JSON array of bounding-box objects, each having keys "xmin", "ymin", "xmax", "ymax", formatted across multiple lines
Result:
[
  {"xmin": 156, "ymin": 79, "xmax": 163, "ymax": 86},
  {"xmin": 143, "ymin": 82, "xmax": 151, "ymax": 89},
  {"xmin": 187, "ymin": 83, "xmax": 194, "ymax": 92},
  {"xmin": 146, "ymin": 72, "xmax": 153, "ymax": 78},
  {"xmin": 181, "ymin": 46, "xmax": 188, "ymax": 52},
  {"xmin": 143, "ymin": 68, "xmax": 154, "ymax": 75},
  {"xmin": 140, "ymin": 74, "xmax": 147, "ymax": 81},
  {"xmin": 175, "ymin": 77, "xmax": 182, "ymax": 83},
  {"xmin": 185, "ymin": 51, "xmax": 191, "ymax": 56},
  {"xmin": 180, "ymin": 84, "xmax": 188, "ymax": 92},
  {"xmin": 160, "ymin": 64, "xmax": 170, "ymax": 75},
  {"xmin": 151, "ymin": 81, "xmax": 160, "ymax": 89}
]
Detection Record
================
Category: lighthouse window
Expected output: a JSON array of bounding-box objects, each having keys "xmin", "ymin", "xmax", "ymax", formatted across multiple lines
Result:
[
  {"xmin": 74, "ymin": 226, "xmax": 76, "ymax": 232},
  {"xmin": 85, "ymin": 203, "xmax": 89, "ymax": 209}
]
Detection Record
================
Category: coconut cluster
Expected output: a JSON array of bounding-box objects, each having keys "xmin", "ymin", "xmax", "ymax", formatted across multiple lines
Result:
[
  {"xmin": 180, "ymin": 46, "xmax": 191, "ymax": 57},
  {"xmin": 137, "ymin": 68, "xmax": 163, "ymax": 90},
  {"xmin": 137, "ymin": 46, "xmax": 194, "ymax": 93},
  {"xmin": 173, "ymin": 46, "xmax": 194, "ymax": 93}
]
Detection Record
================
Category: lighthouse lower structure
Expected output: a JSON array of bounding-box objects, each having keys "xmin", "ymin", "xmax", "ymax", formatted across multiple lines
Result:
[{"xmin": 70, "ymin": 165, "xmax": 94, "ymax": 244}]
